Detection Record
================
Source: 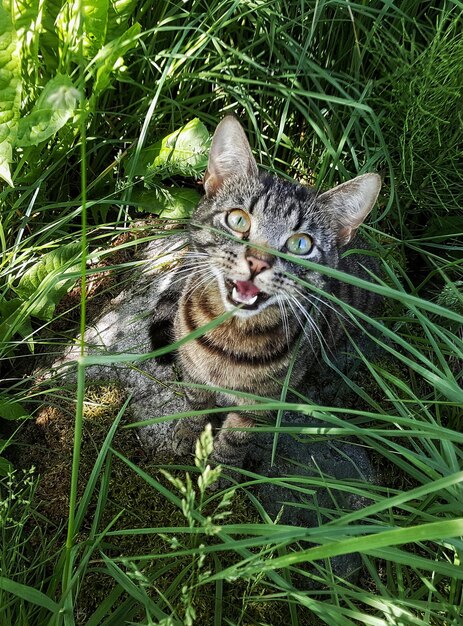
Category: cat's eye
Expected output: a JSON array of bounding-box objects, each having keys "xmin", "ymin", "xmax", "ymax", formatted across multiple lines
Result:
[
  {"xmin": 226, "ymin": 209, "xmax": 251, "ymax": 233},
  {"xmin": 286, "ymin": 233, "xmax": 313, "ymax": 255}
]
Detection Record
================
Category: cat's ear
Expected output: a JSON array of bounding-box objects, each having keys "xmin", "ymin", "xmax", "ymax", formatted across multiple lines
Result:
[
  {"xmin": 204, "ymin": 116, "xmax": 259, "ymax": 197},
  {"xmin": 318, "ymin": 173, "xmax": 381, "ymax": 245}
]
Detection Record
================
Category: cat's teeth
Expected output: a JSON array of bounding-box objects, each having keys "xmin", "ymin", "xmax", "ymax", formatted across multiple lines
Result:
[{"xmin": 232, "ymin": 287, "xmax": 258, "ymax": 305}]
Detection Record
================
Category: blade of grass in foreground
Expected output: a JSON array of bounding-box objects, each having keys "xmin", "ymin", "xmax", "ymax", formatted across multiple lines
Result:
[
  {"xmin": 207, "ymin": 518, "xmax": 463, "ymax": 581},
  {"xmin": 61, "ymin": 7, "xmax": 89, "ymax": 618},
  {"xmin": 0, "ymin": 577, "xmax": 59, "ymax": 614}
]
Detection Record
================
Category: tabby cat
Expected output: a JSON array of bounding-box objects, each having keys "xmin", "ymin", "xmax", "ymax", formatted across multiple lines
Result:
[{"xmin": 152, "ymin": 116, "xmax": 381, "ymax": 478}]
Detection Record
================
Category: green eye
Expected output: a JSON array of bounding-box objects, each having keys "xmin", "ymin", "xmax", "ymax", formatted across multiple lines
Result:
[
  {"xmin": 286, "ymin": 233, "xmax": 313, "ymax": 255},
  {"xmin": 226, "ymin": 209, "xmax": 251, "ymax": 233}
]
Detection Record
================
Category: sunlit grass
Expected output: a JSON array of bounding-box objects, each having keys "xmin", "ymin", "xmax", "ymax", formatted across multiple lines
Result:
[{"xmin": 0, "ymin": 0, "xmax": 462, "ymax": 625}]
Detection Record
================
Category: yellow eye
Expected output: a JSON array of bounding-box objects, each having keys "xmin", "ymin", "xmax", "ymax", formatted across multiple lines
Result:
[
  {"xmin": 226, "ymin": 209, "xmax": 251, "ymax": 233},
  {"xmin": 286, "ymin": 233, "xmax": 313, "ymax": 255}
]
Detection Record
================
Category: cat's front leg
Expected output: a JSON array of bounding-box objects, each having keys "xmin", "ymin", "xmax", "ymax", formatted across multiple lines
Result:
[
  {"xmin": 211, "ymin": 412, "xmax": 256, "ymax": 480},
  {"xmin": 172, "ymin": 386, "xmax": 216, "ymax": 456}
]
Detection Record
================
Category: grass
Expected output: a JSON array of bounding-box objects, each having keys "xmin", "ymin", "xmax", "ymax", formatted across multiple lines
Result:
[{"xmin": 0, "ymin": 0, "xmax": 462, "ymax": 624}]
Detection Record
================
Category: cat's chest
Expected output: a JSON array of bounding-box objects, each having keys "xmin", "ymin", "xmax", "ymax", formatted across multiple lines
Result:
[
  {"xmin": 174, "ymin": 290, "xmax": 299, "ymax": 393},
  {"xmin": 175, "ymin": 335, "xmax": 293, "ymax": 394}
]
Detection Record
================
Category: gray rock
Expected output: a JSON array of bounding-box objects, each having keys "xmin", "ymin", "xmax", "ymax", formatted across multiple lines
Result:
[
  {"xmin": 47, "ymin": 233, "xmax": 378, "ymax": 583},
  {"xmin": 49, "ymin": 234, "xmax": 188, "ymax": 453},
  {"xmin": 248, "ymin": 417, "xmax": 374, "ymax": 583}
]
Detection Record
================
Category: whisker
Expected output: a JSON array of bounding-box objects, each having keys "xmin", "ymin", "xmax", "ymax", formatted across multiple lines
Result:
[
  {"xmin": 181, "ymin": 251, "xmax": 209, "ymax": 259},
  {"xmin": 295, "ymin": 300, "xmax": 328, "ymax": 352},
  {"xmin": 281, "ymin": 299, "xmax": 290, "ymax": 346},
  {"xmin": 276, "ymin": 295, "xmax": 292, "ymax": 346},
  {"xmin": 187, "ymin": 272, "xmax": 219, "ymax": 300},
  {"xmin": 165, "ymin": 263, "xmax": 213, "ymax": 288},
  {"xmin": 292, "ymin": 288, "xmax": 332, "ymax": 330},
  {"xmin": 292, "ymin": 286, "xmax": 350, "ymax": 349},
  {"xmin": 285, "ymin": 293, "xmax": 330, "ymax": 355},
  {"xmin": 282, "ymin": 296, "xmax": 315, "ymax": 351},
  {"xmin": 293, "ymin": 286, "xmax": 348, "ymax": 324},
  {"xmin": 170, "ymin": 263, "xmax": 212, "ymax": 277}
]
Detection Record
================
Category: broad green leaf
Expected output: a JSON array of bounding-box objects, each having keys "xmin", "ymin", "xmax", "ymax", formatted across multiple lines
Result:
[
  {"xmin": 10, "ymin": 0, "xmax": 40, "ymax": 33},
  {"xmin": 144, "ymin": 118, "xmax": 210, "ymax": 178},
  {"xmin": 10, "ymin": 0, "xmax": 40, "ymax": 79},
  {"xmin": 133, "ymin": 187, "xmax": 200, "ymax": 219},
  {"xmin": 0, "ymin": 296, "xmax": 33, "ymax": 351},
  {"xmin": 0, "ymin": 394, "xmax": 30, "ymax": 420},
  {"xmin": 55, "ymin": 0, "xmax": 137, "ymax": 63},
  {"xmin": 13, "ymin": 242, "xmax": 81, "ymax": 320},
  {"xmin": 39, "ymin": 0, "xmax": 62, "ymax": 74},
  {"xmin": 0, "ymin": 456, "xmax": 12, "ymax": 475},
  {"xmin": 89, "ymin": 22, "xmax": 140, "ymax": 105},
  {"xmin": 56, "ymin": 0, "xmax": 109, "ymax": 60},
  {"xmin": 0, "ymin": 4, "xmax": 22, "ymax": 186},
  {"xmin": 55, "ymin": 0, "xmax": 109, "ymax": 61},
  {"xmin": 106, "ymin": 0, "xmax": 138, "ymax": 40},
  {"xmin": 81, "ymin": 0, "xmax": 109, "ymax": 57},
  {"xmin": 17, "ymin": 74, "xmax": 80, "ymax": 147},
  {"xmin": 0, "ymin": 576, "xmax": 59, "ymax": 613},
  {"xmin": 157, "ymin": 187, "xmax": 200, "ymax": 219}
]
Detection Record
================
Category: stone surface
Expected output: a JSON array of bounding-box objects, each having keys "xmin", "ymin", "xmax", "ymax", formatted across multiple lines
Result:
[
  {"xmin": 249, "ymin": 416, "xmax": 374, "ymax": 582},
  {"xmin": 48, "ymin": 233, "xmax": 379, "ymax": 583},
  {"xmin": 49, "ymin": 234, "xmax": 188, "ymax": 453}
]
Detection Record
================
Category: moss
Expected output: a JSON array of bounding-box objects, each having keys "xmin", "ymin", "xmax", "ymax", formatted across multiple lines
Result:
[{"xmin": 15, "ymin": 383, "xmax": 319, "ymax": 625}]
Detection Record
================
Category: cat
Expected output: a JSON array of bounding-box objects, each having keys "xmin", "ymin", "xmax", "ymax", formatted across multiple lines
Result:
[{"xmin": 151, "ymin": 115, "xmax": 381, "ymax": 480}]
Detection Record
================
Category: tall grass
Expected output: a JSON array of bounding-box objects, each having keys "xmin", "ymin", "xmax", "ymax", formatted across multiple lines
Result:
[{"xmin": 0, "ymin": 1, "xmax": 462, "ymax": 625}]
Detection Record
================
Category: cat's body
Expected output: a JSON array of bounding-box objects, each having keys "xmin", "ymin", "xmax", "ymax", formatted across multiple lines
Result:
[{"xmin": 152, "ymin": 116, "xmax": 382, "ymax": 477}]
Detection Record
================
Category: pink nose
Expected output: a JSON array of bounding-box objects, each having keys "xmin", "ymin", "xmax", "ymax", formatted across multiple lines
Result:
[{"xmin": 247, "ymin": 255, "xmax": 270, "ymax": 275}]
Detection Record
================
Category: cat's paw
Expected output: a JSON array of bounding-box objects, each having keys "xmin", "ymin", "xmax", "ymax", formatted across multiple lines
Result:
[{"xmin": 171, "ymin": 422, "xmax": 199, "ymax": 456}]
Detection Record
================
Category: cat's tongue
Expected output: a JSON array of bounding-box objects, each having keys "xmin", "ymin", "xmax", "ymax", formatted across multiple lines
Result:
[{"xmin": 232, "ymin": 280, "xmax": 260, "ymax": 305}]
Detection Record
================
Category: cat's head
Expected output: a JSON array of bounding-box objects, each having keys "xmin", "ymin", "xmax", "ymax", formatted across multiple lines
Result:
[{"xmin": 190, "ymin": 116, "xmax": 381, "ymax": 318}]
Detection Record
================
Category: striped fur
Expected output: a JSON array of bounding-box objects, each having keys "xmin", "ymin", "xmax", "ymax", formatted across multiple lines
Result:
[{"xmin": 162, "ymin": 116, "xmax": 382, "ymax": 477}]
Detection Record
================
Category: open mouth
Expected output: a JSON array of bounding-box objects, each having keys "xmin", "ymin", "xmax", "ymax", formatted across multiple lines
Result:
[{"xmin": 225, "ymin": 279, "xmax": 270, "ymax": 310}]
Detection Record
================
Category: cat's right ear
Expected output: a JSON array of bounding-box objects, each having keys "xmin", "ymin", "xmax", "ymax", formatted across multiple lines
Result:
[
  {"xmin": 204, "ymin": 116, "xmax": 259, "ymax": 197},
  {"xmin": 318, "ymin": 173, "xmax": 382, "ymax": 245}
]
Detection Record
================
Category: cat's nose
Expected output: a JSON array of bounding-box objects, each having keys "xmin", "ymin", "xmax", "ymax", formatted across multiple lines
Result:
[{"xmin": 247, "ymin": 255, "xmax": 271, "ymax": 276}]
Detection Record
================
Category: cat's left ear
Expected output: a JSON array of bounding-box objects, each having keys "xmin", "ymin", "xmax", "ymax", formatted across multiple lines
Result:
[
  {"xmin": 203, "ymin": 116, "xmax": 259, "ymax": 197},
  {"xmin": 318, "ymin": 173, "xmax": 382, "ymax": 245}
]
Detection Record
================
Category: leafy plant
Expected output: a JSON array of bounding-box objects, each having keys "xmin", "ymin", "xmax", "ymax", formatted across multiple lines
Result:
[
  {"xmin": 0, "ymin": 0, "xmax": 462, "ymax": 624},
  {"xmin": 0, "ymin": 3, "xmax": 21, "ymax": 186},
  {"xmin": 128, "ymin": 118, "xmax": 210, "ymax": 219},
  {"xmin": 0, "ymin": 0, "xmax": 143, "ymax": 364},
  {"xmin": 0, "ymin": 0, "xmax": 141, "ymax": 188}
]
